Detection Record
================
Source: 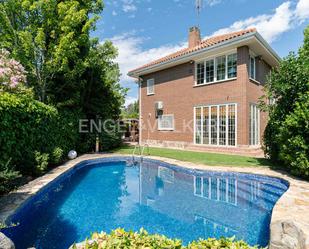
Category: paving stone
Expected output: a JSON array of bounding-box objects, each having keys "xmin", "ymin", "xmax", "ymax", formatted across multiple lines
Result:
[{"xmin": 0, "ymin": 233, "xmax": 15, "ymax": 249}]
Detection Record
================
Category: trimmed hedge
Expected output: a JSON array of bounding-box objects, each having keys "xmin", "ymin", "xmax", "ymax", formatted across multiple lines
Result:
[
  {"xmin": 72, "ymin": 228, "xmax": 259, "ymax": 249},
  {"xmin": 0, "ymin": 92, "xmax": 80, "ymax": 176},
  {"xmin": 0, "ymin": 92, "xmax": 123, "ymax": 193}
]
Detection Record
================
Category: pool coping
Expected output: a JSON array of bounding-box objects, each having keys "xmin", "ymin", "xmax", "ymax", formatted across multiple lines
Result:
[{"xmin": 0, "ymin": 153, "xmax": 308, "ymax": 249}]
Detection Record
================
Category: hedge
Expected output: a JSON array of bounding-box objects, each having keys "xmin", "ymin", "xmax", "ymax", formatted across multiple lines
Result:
[
  {"xmin": 0, "ymin": 92, "xmax": 122, "ymax": 193},
  {"xmin": 0, "ymin": 93, "xmax": 78, "ymax": 175},
  {"xmin": 72, "ymin": 228, "xmax": 259, "ymax": 249}
]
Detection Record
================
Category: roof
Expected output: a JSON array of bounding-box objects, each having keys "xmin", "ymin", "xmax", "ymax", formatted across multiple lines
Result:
[{"xmin": 128, "ymin": 28, "xmax": 257, "ymax": 75}]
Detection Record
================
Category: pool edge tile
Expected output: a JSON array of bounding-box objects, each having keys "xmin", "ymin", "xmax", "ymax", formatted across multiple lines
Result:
[{"xmin": 0, "ymin": 153, "xmax": 308, "ymax": 249}]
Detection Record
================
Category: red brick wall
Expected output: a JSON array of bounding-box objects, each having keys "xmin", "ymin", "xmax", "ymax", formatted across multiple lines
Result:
[
  {"xmin": 248, "ymin": 58, "xmax": 271, "ymax": 145},
  {"xmin": 139, "ymin": 46, "xmax": 271, "ymax": 148}
]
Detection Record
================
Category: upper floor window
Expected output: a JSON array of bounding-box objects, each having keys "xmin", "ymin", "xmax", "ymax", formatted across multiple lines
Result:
[
  {"xmin": 205, "ymin": 59, "xmax": 214, "ymax": 83},
  {"xmin": 158, "ymin": 114, "xmax": 174, "ymax": 131},
  {"xmin": 195, "ymin": 52, "xmax": 237, "ymax": 86},
  {"xmin": 250, "ymin": 56, "xmax": 256, "ymax": 80},
  {"xmin": 227, "ymin": 53, "xmax": 237, "ymax": 78},
  {"xmin": 147, "ymin": 78, "xmax": 155, "ymax": 95},
  {"xmin": 196, "ymin": 62, "xmax": 205, "ymax": 85},
  {"xmin": 216, "ymin": 55, "xmax": 226, "ymax": 81}
]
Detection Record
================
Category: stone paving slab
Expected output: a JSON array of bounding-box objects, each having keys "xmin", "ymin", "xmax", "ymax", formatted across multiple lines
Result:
[{"xmin": 0, "ymin": 153, "xmax": 308, "ymax": 249}]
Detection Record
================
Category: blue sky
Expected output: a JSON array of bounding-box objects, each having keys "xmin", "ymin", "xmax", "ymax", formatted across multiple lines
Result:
[{"xmin": 91, "ymin": 0, "xmax": 309, "ymax": 106}]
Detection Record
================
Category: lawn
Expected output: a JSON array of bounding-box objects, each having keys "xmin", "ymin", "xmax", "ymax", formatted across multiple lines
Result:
[{"xmin": 110, "ymin": 145, "xmax": 272, "ymax": 167}]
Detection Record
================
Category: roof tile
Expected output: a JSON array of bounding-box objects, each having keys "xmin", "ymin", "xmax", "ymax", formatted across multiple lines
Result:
[{"xmin": 129, "ymin": 28, "xmax": 256, "ymax": 74}]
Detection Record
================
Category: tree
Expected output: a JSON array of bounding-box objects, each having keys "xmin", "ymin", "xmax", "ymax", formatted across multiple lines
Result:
[
  {"xmin": 80, "ymin": 41, "xmax": 126, "ymax": 119},
  {"xmin": 122, "ymin": 100, "xmax": 139, "ymax": 119},
  {"xmin": 0, "ymin": 0, "xmax": 103, "ymax": 104},
  {"xmin": 0, "ymin": 0, "xmax": 126, "ymax": 193},
  {"xmin": 262, "ymin": 25, "xmax": 309, "ymax": 178}
]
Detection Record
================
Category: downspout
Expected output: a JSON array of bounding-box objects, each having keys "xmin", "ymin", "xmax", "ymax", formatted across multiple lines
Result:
[{"xmin": 138, "ymin": 77, "xmax": 142, "ymax": 145}]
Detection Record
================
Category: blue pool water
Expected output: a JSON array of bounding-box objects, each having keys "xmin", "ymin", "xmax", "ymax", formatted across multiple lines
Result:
[{"xmin": 2, "ymin": 157, "xmax": 288, "ymax": 249}]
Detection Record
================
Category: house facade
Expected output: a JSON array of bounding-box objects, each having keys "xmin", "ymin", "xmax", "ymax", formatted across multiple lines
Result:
[{"xmin": 128, "ymin": 27, "xmax": 280, "ymax": 154}]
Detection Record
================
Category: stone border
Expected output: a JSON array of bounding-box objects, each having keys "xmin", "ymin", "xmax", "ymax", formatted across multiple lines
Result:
[{"xmin": 0, "ymin": 153, "xmax": 308, "ymax": 249}]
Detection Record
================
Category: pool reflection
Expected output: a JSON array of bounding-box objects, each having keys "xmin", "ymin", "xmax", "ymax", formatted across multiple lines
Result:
[
  {"xmin": 2, "ymin": 158, "xmax": 288, "ymax": 249},
  {"xmin": 138, "ymin": 161, "xmax": 287, "ymax": 246}
]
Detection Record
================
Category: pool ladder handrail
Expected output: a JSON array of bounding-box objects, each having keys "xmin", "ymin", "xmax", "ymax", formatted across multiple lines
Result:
[{"xmin": 132, "ymin": 143, "xmax": 149, "ymax": 163}]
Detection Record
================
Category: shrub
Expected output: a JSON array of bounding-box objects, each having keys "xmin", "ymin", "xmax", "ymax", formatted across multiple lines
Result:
[
  {"xmin": 99, "ymin": 122, "xmax": 123, "ymax": 151},
  {"xmin": 0, "ymin": 92, "xmax": 78, "ymax": 176},
  {"xmin": 0, "ymin": 92, "xmax": 122, "ymax": 181},
  {"xmin": 0, "ymin": 49, "xmax": 26, "ymax": 91},
  {"xmin": 188, "ymin": 238, "xmax": 258, "ymax": 249},
  {"xmin": 277, "ymin": 93, "xmax": 309, "ymax": 177},
  {"xmin": 34, "ymin": 151, "xmax": 49, "ymax": 174},
  {"xmin": 72, "ymin": 228, "xmax": 259, "ymax": 249},
  {"xmin": 51, "ymin": 147, "xmax": 64, "ymax": 164},
  {"xmin": 0, "ymin": 159, "xmax": 20, "ymax": 194},
  {"xmin": 262, "ymin": 25, "xmax": 309, "ymax": 178}
]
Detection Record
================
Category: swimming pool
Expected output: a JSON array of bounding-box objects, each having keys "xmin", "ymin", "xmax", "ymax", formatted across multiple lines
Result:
[{"xmin": 1, "ymin": 157, "xmax": 289, "ymax": 249}]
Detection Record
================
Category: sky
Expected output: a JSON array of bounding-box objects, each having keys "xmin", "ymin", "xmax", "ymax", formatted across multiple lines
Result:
[{"xmin": 91, "ymin": 0, "xmax": 309, "ymax": 106}]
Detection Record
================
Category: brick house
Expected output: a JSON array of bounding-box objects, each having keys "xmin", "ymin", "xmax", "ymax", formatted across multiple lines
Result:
[{"xmin": 128, "ymin": 27, "xmax": 280, "ymax": 155}]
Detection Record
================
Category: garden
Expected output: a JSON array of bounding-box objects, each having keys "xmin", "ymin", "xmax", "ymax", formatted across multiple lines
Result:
[
  {"xmin": 0, "ymin": 0, "xmax": 308, "ymax": 248},
  {"xmin": 0, "ymin": 0, "xmax": 125, "ymax": 195}
]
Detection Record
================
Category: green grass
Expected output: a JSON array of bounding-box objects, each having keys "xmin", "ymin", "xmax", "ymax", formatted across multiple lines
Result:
[{"xmin": 109, "ymin": 145, "xmax": 273, "ymax": 167}]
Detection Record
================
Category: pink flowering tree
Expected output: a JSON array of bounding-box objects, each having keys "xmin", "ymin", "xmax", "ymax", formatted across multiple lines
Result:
[{"xmin": 0, "ymin": 49, "xmax": 26, "ymax": 92}]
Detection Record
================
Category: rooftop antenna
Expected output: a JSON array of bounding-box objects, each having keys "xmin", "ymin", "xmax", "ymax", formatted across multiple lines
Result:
[{"xmin": 195, "ymin": 0, "xmax": 203, "ymax": 27}]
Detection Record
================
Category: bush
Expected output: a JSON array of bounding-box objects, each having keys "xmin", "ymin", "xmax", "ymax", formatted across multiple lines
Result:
[
  {"xmin": 34, "ymin": 151, "xmax": 49, "ymax": 174},
  {"xmin": 0, "ymin": 159, "xmax": 20, "ymax": 194},
  {"xmin": 277, "ymin": 93, "xmax": 309, "ymax": 177},
  {"xmin": 263, "ymin": 25, "xmax": 309, "ymax": 178},
  {"xmin": 99, "ymin": 121, "xmax": 123, "ymax": 151},
  {"xmin": 72, "ymin": 228, "xmax": 258, "ymax": 249},
  {"xmin": 51, "ymin": 147, "xmax": 64, "ymax": 165},
  {"xmin": 0, "ymin": 92, "xmax": 79, "ymax": 176},
  {"xmin": 0, "ymin": 92, "xmax": 123, "ymax": 191}
]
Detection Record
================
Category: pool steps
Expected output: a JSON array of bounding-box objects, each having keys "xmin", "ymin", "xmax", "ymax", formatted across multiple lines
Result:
[{"xmin": 132, "ymin": 143, "xmax": 150, "ymax": 164}]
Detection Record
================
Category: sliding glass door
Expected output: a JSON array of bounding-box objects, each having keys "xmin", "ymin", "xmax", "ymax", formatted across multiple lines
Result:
[
  {"xmin": 249, "ymin": 104, "xmax": 260, "ymax": 145},
  {"xmin": 194, "ymin": 104, "xmax": 237, "ymax": 146}
]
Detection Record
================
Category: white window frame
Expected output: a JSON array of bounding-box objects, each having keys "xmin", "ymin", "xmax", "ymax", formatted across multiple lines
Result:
[
  {"xmin": 249, "ymin": 103, "xmax": 260, "ymax": 146},
  {"xmin": 216, "ymin": 55, "xmax": 227, "ymax": 81},
  {"xmin": 193, "ymin": 176, "xmax": 238, "ymax": 206},
  {"xmin": 195, "ymin": 61, "xmax": 205, "ymax": 85},
  {"xmin": 193, "ymin": 104, "xmax": 237, "ymax": 147},
  {"xmin": 249, "ymin": 55, "xmax": 256, "ymax": 80},
  {"xmin": 205, "ymin": 59, "xmax": 215, "ymax": 83},
  {"xmin": 147, "ymin": 78, "xmax": 155, "ymax": 95},
  {"xmin": 227, "ymin": 53, "xmax": 237, "ymax": 79},
  {"xmin": 194, "ymin": 50, "xmax": 237, "ymax": 87},
  {"xmin": 158, "ymin": 114, "xmax": 174, "ymax": 131}
]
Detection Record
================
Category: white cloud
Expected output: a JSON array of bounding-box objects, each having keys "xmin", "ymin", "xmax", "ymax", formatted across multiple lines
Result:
[
  {"xmin": 125, "ymin": 96, "xmax": 138, "ymax": 107},
  {"xmin": 210, "ymin": 1, "xmax": 309, "ymax": 43},
  {"xmin": 206, "ymin": 0, "xmax": 222, "ymax": 6},
  {"xmin": 123, "ymin": 4, "xmax": 137, "ymax": 12},
  {"xmin": 109, "ymin": 33, "xmax": 186, "ymax": 82},
  {"xmin": 295, "ymin": 0, "xmax": 309, "ymax": 21},
  {"xmin": 122, "ymin": 0, "xmax": 137, "ymax": 13},
  {"xmin": 112, "ymin": 10, "xmax": 117, "ymax": 16},
  {"xmin": 211, "ymin": 2, "xmax": 293, "ymax": 43}
]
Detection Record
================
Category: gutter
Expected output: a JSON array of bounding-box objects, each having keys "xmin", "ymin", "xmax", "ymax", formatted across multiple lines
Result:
[
  {"xmin": 254, "ymin": 32, "xmax": 281, "ymax": 62},
  {"xmin": 128, "ymin": 31, "xmax": 281, "ymax": 78}
]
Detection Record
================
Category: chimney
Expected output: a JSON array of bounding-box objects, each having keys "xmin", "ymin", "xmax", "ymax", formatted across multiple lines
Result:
[{"xmin": 188, "ymin": 26, "xmax": 201, "ymax": 48}]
